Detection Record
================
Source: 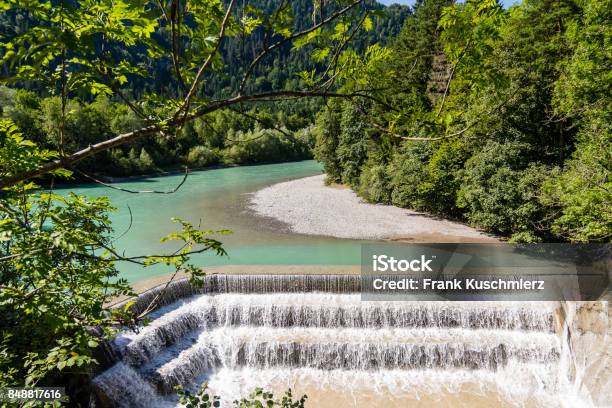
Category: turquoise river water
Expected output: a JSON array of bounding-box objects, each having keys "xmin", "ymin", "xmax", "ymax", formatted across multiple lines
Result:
[{"xmin": 58, "ymin": 161, "xmax": 370, "ymax": 282}]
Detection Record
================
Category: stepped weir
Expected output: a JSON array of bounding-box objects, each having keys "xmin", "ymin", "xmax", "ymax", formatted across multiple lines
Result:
[{"xmin": 93, "ymin": 274, "xmax": 601, "ymax": 407}]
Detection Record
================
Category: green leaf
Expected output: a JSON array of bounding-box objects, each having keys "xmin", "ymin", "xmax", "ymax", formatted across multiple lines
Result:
[
  {"xmin": 312, "ymin": 47, "xmax": 330, "ymax": 63},
  {"xmin": 363, "ymin": 16, "xmax": 373, "ymax": 32}
]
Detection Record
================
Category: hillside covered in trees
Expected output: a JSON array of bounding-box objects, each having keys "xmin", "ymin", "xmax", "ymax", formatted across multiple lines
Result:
[
  {"xmin": 0, "ymin": 0, "xmax": 408, "ymax": 176},
  {"xmin": 314, "ymin": 0, "xmax": 611, "ymax": 243}
]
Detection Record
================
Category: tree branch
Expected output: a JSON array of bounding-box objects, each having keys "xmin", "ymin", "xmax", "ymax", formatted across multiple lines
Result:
[
  {"xmin": 238, "ymin": 0, "xmax": 364, "ymax": 94},
  {"xmin": 315, "ymin": 11, "xmax": 368, "ymax": 92},
  {"xmin": 435, "ymin": 39, "xmax": 471, "ymax": 118},
  {"xmin": 175, "ymin": 0, "xmax": 236, "ymax": 119},
  {"xmin": 76, "ymin": 167, "xmax": 190, "ymax": 194},
  {"xmin": 371, "ymin": 80, "xmax": 522, "ymax": 142},
  {"xmin": 226, "ymin": 106, "xmax": 296, "ymax": 142},
  {"xmin": 0, "ymin": 90, "xmax": 367, "ymax": 188}
]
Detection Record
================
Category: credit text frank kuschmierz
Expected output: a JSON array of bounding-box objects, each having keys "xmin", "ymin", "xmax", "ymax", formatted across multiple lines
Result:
[
  {"xmin": 371, "ymin": 278, "xmax": 545, "ymax": 291},
  {"xmin": 370, "ymin": 255, "xmax": 545, "ymax": 291}
]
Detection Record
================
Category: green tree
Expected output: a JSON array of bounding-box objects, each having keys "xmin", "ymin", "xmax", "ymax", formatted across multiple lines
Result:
[
  {"xmin": 542, "ymin": 0, "xmax": 612, "ymax": 242},
  {"xmin": 457, "ymin": 140, "xmax": 550, "ymax": 240},
  {"xmin": 313, "ymin": 101, "xmax": 343, "ymax": 183},
  {"xmin": 0, "ymin": 119, "xmax": 229, "ymax": 393},
  {"xmin": 388, "ymin": 141, "xmax": 433, "ymax": 210},
  {"xmin": 313, "ymin": 0, "xmax": 611, "ymax": 243},
  {"xmin": 337, "ymin": 101, "xmax": 369, "ymax": 186}
]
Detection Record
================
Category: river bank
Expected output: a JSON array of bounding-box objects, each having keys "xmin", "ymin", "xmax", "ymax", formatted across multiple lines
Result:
[{"xmin": 250, "ymin": 174, "xmax": 497, "ymax": 242}]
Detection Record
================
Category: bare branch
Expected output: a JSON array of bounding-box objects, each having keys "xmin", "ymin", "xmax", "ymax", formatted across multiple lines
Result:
[
  {"xmin": 169, "ymin": 0, "xmax": 188, "ymax": 93},
  {"xmin": 75, "ymin": 167, "xmax": 190, "ymax": 194},
  {"xmin": 176, "ymin": 0, "xmax": 236, "ymax": 119},
  {"xmin": 98, "ymin": 240, "xmax": 221, "ymax": 265},
  {"xmin": 113, "ymin": 205, "xmax": 134, "ymax": 242},
  {"xmin": 239, "ymin": 0, "xmax": 364, "ymax": 94},
  {"xmin": 155, "ymin": 0, "xmax": 187, "ymax": 91}
]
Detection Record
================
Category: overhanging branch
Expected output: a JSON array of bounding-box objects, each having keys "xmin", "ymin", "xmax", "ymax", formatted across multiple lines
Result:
[
  {"xmin": 238, "ymin": 0, "xmax": 365, "ymax": 94},
  {"xmin": 0, "ymin": 90, "xmax": 368, "ymax": 189}
]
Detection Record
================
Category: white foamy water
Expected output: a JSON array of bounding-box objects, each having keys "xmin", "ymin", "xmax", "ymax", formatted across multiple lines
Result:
[
  {"xmin": 203, "ymin": 365, "xmax": 583, "ymax": 408},
  {"xmin": 93, "ymin": 280, "xmax": 593, "ymax": 408}
]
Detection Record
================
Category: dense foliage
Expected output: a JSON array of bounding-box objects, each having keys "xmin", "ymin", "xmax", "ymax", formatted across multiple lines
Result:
[
  {"xmin": 0, "ymin": 0, "xmax": 407, "ymax": 177},
  {"xmin": 0, "ymin": 119, "xmax": 228, "ymax": 397},
  {"xmin": 0, "ymin": 88, "xmax": 320, "ymax": 175},
  {"xmin": 314, "ymin": 0, "xmax": 611, "ymax": 243},
  {"xmin": 0, "ymin": 0, "xmax": 608, "ymax": 403},
  {"xmin": 177, "ymin": 385, "xmax": 307, "ymax": 408},
  {"xmin": 0, "ymin": 0, "xmax": 396, "ymax": 404}
]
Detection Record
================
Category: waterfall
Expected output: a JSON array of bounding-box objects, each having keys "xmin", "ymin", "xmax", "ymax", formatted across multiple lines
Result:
[
  {"xmin": 93, "ymin": 275, "xmax": 593, "ymax": 407},
  {"xmin": 93, "ymin": 363, "xmax": 165, "ymax": 408},
  {"xmin": 109, "ymin": 275, "xmax": 360, "ymax": 317}
]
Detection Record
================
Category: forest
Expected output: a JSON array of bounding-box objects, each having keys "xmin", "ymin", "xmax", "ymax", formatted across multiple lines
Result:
[
  {"xmin": 1, "ymin": 0, "xmax": 608, "ymax": 243},
  {"xmin": 314, "ymin": 0, "xmax": 611, "ymax": 243},
  {"xmin": 0, "ymin": 0, "xmax": 408, "ymax": 175}
]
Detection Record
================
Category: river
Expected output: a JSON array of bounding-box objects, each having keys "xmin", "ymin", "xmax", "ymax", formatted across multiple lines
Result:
[
  {"xmin": 58, "ymin": 160, "xmax": 370, "ymax": 282},
  {"xmin": 79, "ymin": 161, "xmax": 607, "ymax": 408}
]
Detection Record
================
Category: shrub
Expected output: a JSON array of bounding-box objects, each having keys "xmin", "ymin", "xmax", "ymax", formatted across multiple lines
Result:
[
  {"xmin": 187, "ymin": 145, "xmax": 220, "ymax": 168},
  {"xmin": 358, "ymin": 163, "xmax": 392, "ymax": 203},
  {"xmin": 336, "ymin": 102, "xmax": 369, "ymax": 187},
  {"xmin": 388, "ymin": 141, "xmax": 432, "ymax": 210},
  {"xmin": 457, "ymin": 140, "xmax": 550, "ymax": 238},
  {"xmin": 420, "ymin": 139, "xmax": 470, "ymax": 216},
  {"xmin": 541, "ymin": 112, "xmax": 612, "ymax": 242}
]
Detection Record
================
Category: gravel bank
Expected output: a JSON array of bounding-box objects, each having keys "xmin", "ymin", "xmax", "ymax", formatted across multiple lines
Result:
[{"xmin": 250, "ymin": 174, "xmax": 496, "ymax": 242}]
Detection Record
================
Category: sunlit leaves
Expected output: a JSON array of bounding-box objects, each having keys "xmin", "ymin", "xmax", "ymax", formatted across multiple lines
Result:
[
  {"xmin": 312, "ymin": 47, "xmax": 331, "ymax": 63},
  {"xmin": 1, "ymin": 0, "xmax": 160, "ymax": 99},
  {"xmin": 363, "ymin": 16, "xmax": 373, "ymax": 32},
  {"xmin": 297, "ymin": 69, "xmax": 317, "ymax": 86},
  {"xmin": 142, "ymin": 218, "xmax": 230, "ymax": 286},
  {"xmin": 157, "ymin": 218, "xmax": 229, "ymax": 260},
  {"xmin": 333, "ymin": 21, "xmax": 350, "ymax": 40},
  {"xmin": 0, "ymin": 134, "xmax": 231, "ymax": 387},
  {"xmin": 241, "ymin": 15, "xmax": 262, "ymax": 35},
  {"xmin": 0, "ymin": 177, "xmax": 131, "ymax": 387},
  {"xmin": 293, "ymin": 28, "xmax": 322, "ymax": 49},
  {"xmin": 543, "ymin": 0, "xmax": 612, "ymax": 242},
  {"xmin": 439, "ymin": 0, "xmax": 505, "ymax": 69},
  {"xmin": 0, "ymin": 119, "xmax": 71, "ymax": 182},
  {"xmin": 335, "ymin": 44, "xmax": 392, "ymax": 91}
]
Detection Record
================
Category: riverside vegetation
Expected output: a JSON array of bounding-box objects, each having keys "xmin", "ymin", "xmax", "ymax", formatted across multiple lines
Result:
[
  {"xmin": 0, "ymin": 0, "xmax": 609, "ymax": 405},
  {"xmin": 313, "ymin": 0, "xmax": 611, "ymax": 244}
]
